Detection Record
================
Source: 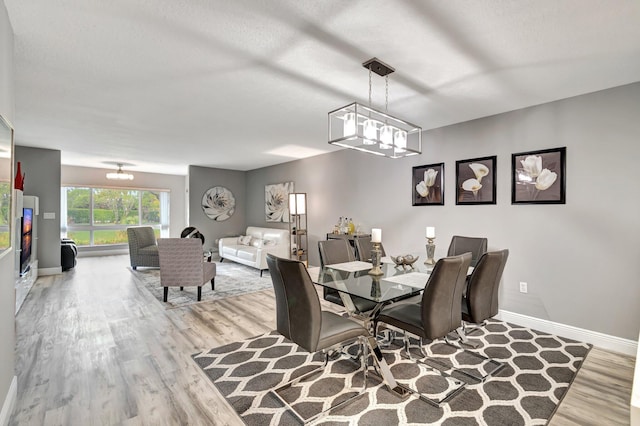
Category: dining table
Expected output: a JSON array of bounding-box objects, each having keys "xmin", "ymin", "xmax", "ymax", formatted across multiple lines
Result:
[
  {"xmin": 306, "ymin": 257, "xmax": 438, "ymax": 399},
  {"xmin": 306, "ymin": 257, "xmax": 474, "ymax": 400}
]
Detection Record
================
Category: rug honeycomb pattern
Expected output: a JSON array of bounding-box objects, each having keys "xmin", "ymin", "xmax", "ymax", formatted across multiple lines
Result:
[{"xmin": 193, "ymin": 320, "xmax": 591, "ymax": 425}]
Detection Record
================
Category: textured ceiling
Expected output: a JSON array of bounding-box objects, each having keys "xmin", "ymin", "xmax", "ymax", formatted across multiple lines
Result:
[{"xmin": 5, "ymin": 0, "xmax": 640, "ymax": 175}]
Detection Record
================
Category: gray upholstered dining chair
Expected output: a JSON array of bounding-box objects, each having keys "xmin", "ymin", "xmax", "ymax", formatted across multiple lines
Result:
[
  {"xmin": 374, "ymin": 253, "xmax": 472, "ymax": 353},
  {"xmin": 462, "ymin": 249, "xmax": 509, "ymax": 329},
  {"xmin": 127, "ymin": 226, "xmax": 160, "ymax": 269},
  {"xmin": 266, "ymin": 254, "xmax": 370, "ymax": 423},
  {"xmin": 447, "ymin": 235, "xmax": 488, "ymax": 267},
  {"xmin": 373, "ymin": 253, "xmax": 471, "ymax": 405},
  {"xmin": 353, "ymin": 235, "xmax": 386, "ymax": 262},
  {"xmin": 318, "ymin": 239, "xmax": 377, "ymax": 313},
  {"xmin": 157, "ymin": 238, "xmax": 216, "ymax": 302}
]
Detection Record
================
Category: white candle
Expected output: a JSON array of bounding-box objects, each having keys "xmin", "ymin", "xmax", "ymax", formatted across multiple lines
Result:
[
  {"xmin": 371, "ymin": 228, "xmax": 382, "ymax": 243},
  {"xmin": 426, "ymin": 227, "xmax": 435, "ymax": 238}
]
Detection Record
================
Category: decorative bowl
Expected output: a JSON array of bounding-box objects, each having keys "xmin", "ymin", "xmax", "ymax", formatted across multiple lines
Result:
[{"xmin": 391, "ymin": 254, "xmax": 420, "ymax": 268}]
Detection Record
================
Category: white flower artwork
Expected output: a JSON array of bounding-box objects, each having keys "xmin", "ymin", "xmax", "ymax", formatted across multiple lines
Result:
[
  {"xmin": 512, "ymin": 147, "xmax": 566, "ymax": 204},
  {"xmin": 202, "ymin": 186, "xmax": 236, "ymax": 221},
  {"xmin": 265, "ymin": 182, "xmax": 293, "ymax": 222}
]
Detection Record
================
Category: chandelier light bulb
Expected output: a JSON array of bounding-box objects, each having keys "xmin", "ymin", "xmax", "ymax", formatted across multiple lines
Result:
[
  {"xmin": 379, "ymin": 125, "xmax": 393, "ymax": 149},
  {"xmin": 343, "ymin": 113, "xmax": 356, "ymax": 136},
  {"xmin": 394, "ymin": 129, "xmax": 407, "ymax": 153},
  {"xmin": 363, "ymin": 119, "xmax": 377, "ymax": 145}
]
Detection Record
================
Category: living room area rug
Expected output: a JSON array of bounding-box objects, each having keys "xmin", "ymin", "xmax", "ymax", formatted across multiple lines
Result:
[
  {"xmin": 192, "ymin": 320, "xmax": 591, "ymax": 425},
  {"xmin": 129, "ymin": 261, "xmax": 273, "ymax": 309}
]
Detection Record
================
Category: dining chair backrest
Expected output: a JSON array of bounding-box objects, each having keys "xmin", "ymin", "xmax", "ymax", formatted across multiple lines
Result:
[
  {"xmin": 266, "ymin": 254, "xmax": 290, "ymax": 340},
  {"xmin": 421, "ymin": 252, "xmax": 472, "ymax": 340},
  {"xmin": 272, "ymin": 255, "xmax": 323, "ymax": 352},
  {"xmin": 447, "ymin": 235, "xmax": 488, "ymax": 267},
  {"xmin": 353, "ymin": 235, "xmax": 386, "ymax": 262},
  {"xmin": 465, "ymin": 249, "xmax": 509, "ymax": 323},
  {"xmin": 318, "ymin": 239, "xmax": 355, "ymax": 267}
]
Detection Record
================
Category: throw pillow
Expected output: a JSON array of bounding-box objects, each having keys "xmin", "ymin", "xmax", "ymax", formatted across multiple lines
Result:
[
  {"xmin": 251, "ymin": 238, "xmax": 264, "ymax": 248},
  {"xmin": 239, "ymin": 235, "xmax": 252, "ymax": 245},
  {"xmin": 263, "ymin": 239, "xmax": 275, "ymax": 246}
]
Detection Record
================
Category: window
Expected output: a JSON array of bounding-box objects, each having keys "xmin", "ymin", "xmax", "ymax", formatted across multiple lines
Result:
[{"xmin": 62, "ymin": 186, "xmax": 169, "ymax": 246}]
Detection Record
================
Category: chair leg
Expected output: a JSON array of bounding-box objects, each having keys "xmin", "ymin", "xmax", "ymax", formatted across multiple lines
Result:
[
  {"xmin": 260, "ymin": 269, "xmax": 264, "ymax": 277},
  {"xmin": 197, "ymin": 286, "xmax": 202, "ymax": 301},
  {"xmin": 211, "ymin": 277, "xmax": 215, "ymax": 290},
  {"xmin": 180, "ymin": 286, "xmax": 184, "ymax": 291},
  {"xmin": 271, "ymin": 337, "xmax": 368, "ymax": 424},
  {"xmin": 220, "ymin": 258, "xmax": 224, "ymax": 262},
  {"xmin": 163, "ymin": 287, "xmax": 168, "ymax": 302},
  {"xmin": 132, "ymin": 266, "xmax": 137, "ymax": 270}
]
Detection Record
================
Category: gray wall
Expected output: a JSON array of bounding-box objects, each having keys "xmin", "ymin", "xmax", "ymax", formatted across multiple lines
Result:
[
  {"xmin": 61, "ymin": 165, "xmax": 187, "ymax": 238},
  {"xmin": 247, "ymin": 83, "xmax": 640, "ymax": 341},
  {"xmin": 0, "ymin": 0, "xmax": 14, "ymax": 415},
  {"xmin": 188, "ymin": 165, "xmax": 246, "ymax": 252},
  {"xmin": 15, "ymin": 146, "xmax": 62, "ymax": 271}
]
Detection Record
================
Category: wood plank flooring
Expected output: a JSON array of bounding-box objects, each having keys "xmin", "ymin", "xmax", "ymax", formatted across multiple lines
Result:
[{"xmin": 10, "ymin": 255, "xmax": 635, "ymax": 425}]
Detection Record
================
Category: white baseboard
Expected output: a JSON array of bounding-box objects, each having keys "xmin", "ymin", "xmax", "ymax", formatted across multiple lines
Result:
[
  {"xmin": 0, "ymin": 376, "xmax": 17, "ymax": 426},
  {"xmin": 497, "ymin": 310, "xmax": 637, "ymax": 356},
  {"xmin": 38, "ymin": 267, "xmax": 62, "ymax": 276}
]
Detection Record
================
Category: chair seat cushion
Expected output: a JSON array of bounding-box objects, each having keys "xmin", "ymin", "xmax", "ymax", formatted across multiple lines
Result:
[
  {"xmin": 236, "ymin": 247, "xmax": 258, "ymax": 261},
  {"xmin": 318, "ymin": 311, "xmax": 367, "ymax": 350},
  {"xmin": 222, "ymin": 246, "xmax": 239, "ymax": 257},
  {"xmin": 377, "ymin": 303, "xmax": 426, "ymax": 339},
  {"xmin": 138, "ymin": 245, "xmax": 159, "ymax": 255}
]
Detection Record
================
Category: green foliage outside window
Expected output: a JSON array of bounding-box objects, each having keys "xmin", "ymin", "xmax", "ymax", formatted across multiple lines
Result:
[{"xmin": 64, "ymin": 186, "xmax": 168, "ymax": 247}]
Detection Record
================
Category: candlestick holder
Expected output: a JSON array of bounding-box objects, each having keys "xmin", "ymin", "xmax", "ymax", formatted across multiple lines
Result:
[
  {"xmin": 368, "ymin": 242, "xmax": 384, "ymax": 276},
  {"xmin": 424, "ymin": 237, "xmax": 436, "ymax": 265},
  {"xmin": 370, "ymin": 275, "xmax": 381, "ymax": 298}
]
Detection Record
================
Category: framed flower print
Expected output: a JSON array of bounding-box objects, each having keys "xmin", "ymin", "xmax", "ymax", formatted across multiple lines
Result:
[
  {"xmin": 412, "ymin": 163, "xmax": 444, "ymax": 206},
  {"xmin": 455, "ymin": 156, "xmax": 497, "ymax": 205},
  {"xmin": 512, "ymin": 147, "xmax": 566, "ymax": 204}
]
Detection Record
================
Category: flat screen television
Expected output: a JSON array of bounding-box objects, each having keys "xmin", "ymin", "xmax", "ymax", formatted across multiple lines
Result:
[{"xmin": 20, "ymin": 207, "xmax": 33, "ymax": 275}]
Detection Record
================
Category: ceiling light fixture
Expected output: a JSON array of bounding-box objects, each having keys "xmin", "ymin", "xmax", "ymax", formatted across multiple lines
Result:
[
  {"xmin": 328, "ymin": 58, "xmax": 422, "ymax": 158},
  {"xmin": 106, "ymin": 163, "xmax": 134, "ymax": 180}
]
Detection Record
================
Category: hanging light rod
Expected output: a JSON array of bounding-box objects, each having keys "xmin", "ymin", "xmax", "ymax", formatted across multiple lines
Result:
[{"xmin": 328, "ymin": 57, "xmax": 422, "ymax": 159}]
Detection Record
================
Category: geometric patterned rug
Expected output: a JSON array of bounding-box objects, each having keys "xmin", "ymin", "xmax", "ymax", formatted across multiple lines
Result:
[
  {"xmin": 129, "ymin": 261, "xmax": 273, "ymax": 309},
  {"xmin": 192, "ymin": 320, "xmax": 591, "ymax": 425}
]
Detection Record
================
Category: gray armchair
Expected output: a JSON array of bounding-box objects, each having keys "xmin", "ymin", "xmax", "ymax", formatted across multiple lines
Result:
[
  {"xmin": 266, "ymin": 254, "xmax": 369, "ymax": 423},
  {"xmin": 127, "ymin": 226, "xmax": 160, "ymax": 269},
  {"xmin": 318, "ymin": 239, "xmax": 377, "ymax": 313},
  {"xmin": 447, "ymin": 235, "xmax": 488, "ymax": 267},
  {"xmin": 462, "ymin": 249, "xmax": 509, "ymax": 326},
  {"xmin": 157, "ymin": 238, "xmax": 216, "ymax": 302},
  {"xmin": 353, "ymin": 235, "xmax": 386, "ymax": 262},
  {"xmin": 374, "ymin": 253, "xmax": 472, "ymax": 405}
]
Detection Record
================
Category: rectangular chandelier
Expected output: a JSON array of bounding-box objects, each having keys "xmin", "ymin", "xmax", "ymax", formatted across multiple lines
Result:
[{"xmin": 328, "ymin": 102, "xmax": 422, "ymax": 158}]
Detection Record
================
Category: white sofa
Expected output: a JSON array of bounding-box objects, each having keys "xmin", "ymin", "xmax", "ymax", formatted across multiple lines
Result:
[{"xmin": 218, "ymin": 226, "xmax": 290, "ymax": 275}]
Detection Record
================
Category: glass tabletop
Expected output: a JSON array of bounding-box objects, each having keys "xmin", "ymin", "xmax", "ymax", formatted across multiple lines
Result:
[{"xmin": 309, "ymin": 261, "xmax": 434, "ymax": 303}]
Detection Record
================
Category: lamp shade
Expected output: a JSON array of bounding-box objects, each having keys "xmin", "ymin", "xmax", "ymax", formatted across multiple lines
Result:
[{"xmin": 288, "ymin": 193, "xmax": 306, "ymax": 215}]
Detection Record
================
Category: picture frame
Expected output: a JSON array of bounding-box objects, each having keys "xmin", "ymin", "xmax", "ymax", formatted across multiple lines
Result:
[
  {"xmin": 455, "ymin": 155, "xmax": 497, "ymax": 205},
  {"xmin": 512, "ymin": 147, "xmax": 566, "ymax": 204},
  {"xmin": 265, "ymin": 181, "xmax": 293, "ymax": 222},
  {"xmin": 0, "ymin": 114, "xmax": 14, "ymax": 259},
  {"xmin": 412, "ymin": 163, "xmax": 444, "ymax": 206}
]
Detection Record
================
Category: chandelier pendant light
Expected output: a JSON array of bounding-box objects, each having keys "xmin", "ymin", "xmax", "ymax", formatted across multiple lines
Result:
[
  {"xmin": 106, "ymin": 163, "xmax": 134, "ymax": 180},
  {"xmin": 328, "ymin": 57, "xmax": 422, "ymax": 158}
]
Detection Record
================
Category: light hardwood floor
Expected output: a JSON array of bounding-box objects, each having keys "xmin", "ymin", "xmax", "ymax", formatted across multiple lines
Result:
[{"xmin": 10, "ymin": 255, "xmax": 635, "ymax": 425}]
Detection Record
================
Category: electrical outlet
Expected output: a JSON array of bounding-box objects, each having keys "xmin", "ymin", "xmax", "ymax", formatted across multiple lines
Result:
[{"xmin": 519, "ymin": 281, "xmax": 528, "ymax": 293}]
